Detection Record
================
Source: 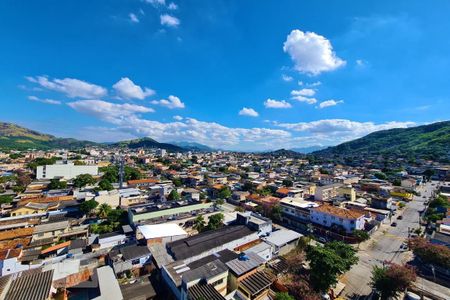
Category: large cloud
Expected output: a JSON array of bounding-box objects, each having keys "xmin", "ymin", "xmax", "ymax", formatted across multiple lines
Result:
[
  {"xmin": 283, "ymin": 29, "xmax": 346, "ymax": 75},
  {"xmin": 67, "ymin": 100, "xmax": 154, "ymax": 123},
  {"xmin": 276, "ymin": 119, "xmax": 415, "ymax": 136},
  {"xmin": 26, "ymin": 76, "xmax": 107, "ymax": 98},
  {"xmin": 67, "ymin": 99, "xmax": 290, "ymax": 150},
  {"xmin": 113, "ymin": 77, "xmax": 155, "ymax": 100}
]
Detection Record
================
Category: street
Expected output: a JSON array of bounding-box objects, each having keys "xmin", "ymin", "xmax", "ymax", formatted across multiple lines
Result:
[{"xmin": 341, "ymin": 181, "xmax": 450, "ymax": 299}]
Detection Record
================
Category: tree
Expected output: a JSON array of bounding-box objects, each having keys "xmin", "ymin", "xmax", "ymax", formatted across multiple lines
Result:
[
  {"xmin": 275, "ymin": 292, "xmax": 294, "ymax": 300},
  {"xmin": 374, "ymin": 172, "xmax": 387, "ymax": 180},
  {"xmin": 206, "ymin": 213, "xmax": 224, "ymax": 231},
  {"xmin": 73, "ymin": 160, "xmax": 86, "ymax": 165},
  {"xmin": 306, "ymin": 241, "xmax": 358, "ymax": 292},
  {"xmin": 423, "ymin": 169, "xmax": 435, "ymax": 180},
  {"xmin": 80, "ymin": 199, "xmax": 99, "ymax": 215},
  {"xmin": 0, "ymin": 195, "xmax": 13, "ymax": 204},
  {"xmin": 282, "ymin": 179, "xmax": 293, "ymax": 187},
  {"xmin": 167, "ymin": 190, "xmax": 180, "ymax": 201},
  {"xmin": 353, "ymin": 229, "xmax": 370, "ymax": 247},
  {"xmin": 371, "ymin": 263, "xmax": 416, "ymax": 300},
  {"xmin": 73, "ymin": 174, "xmax": 96, "ymax": 188},
  {"xmin": 48, "ymin": 179, "xmax": 67, "ymax": 190},
  {"xmin": 270, "ymin": 205, "xmax": 282, "ymax": 222},
  {"xmin": 100, "ymin": 166, "xmax": 119, "ymax": 183},
  {"xmin": 193, "ymin": 215, "xmax": 206, "ymax": 232},
  {"xmin": 218, "ymin": 186, "xmax": 232, "ymax": 199},
  {"xmin": 97, "ymin": 203, "xmax": 112, "ymax": 219},
  {"xmin": 408, "ymin": 237, "xmax": 450, "ymax": 268},
  {"xmin": 172, "ymin": 177, "xmax": 182, "ymax": 187},
  {"xmin": 98, "ymin": 179, "xmax": 113, "ymax": 191}
]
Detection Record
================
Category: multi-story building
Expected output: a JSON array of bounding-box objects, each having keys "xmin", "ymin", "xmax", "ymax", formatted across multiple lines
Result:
[
  {"xmin": 36, "ymin": 161, "xmax": 98, "ymax": 180},
  {"xmin": 310, "ymin": 205, "xmax": 366, "ymax": 233}
]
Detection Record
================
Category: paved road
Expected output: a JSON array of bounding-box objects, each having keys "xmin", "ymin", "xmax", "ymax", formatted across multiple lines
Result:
[{"xmin": 341, "ymin": 181, "xmax": 449, "ymax": 299}]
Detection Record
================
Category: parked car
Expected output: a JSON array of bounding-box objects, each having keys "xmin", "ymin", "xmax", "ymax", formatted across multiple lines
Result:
[
  {"xmin": 397, "ymin": 215, "xmax": 403, "ymax": 220},
  {"xmin": 391, "ymin": 222, "xmax": 398, "ymax": 227}
]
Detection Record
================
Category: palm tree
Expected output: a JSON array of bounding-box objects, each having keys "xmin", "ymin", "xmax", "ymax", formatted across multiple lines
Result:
[
  {"xmin": 193, "ymin": 215, "xmax": 206, "ymax": 232},
  {"xmin": 97, "ymin": 203, "xmax": 112, "ymax": 219}
]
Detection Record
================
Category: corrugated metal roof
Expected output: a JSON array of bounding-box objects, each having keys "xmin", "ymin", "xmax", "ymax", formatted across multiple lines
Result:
[
  {"xmin": 4, "ymin": 269, "xmax": 54, "ymax": 300},
  {"xmin": 225, "ymin": 252, "xmax": 265, "ymax": 276}
]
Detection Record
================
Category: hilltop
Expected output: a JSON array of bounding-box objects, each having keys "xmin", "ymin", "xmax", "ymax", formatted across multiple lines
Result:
[
  {"xmin": 0, "ymin": 122, "xmax": 97, "ymax": 150},
  {"xmin": 0, "ymin": 122, "xmax": 185, "ymax": 152},
  {"xmin": 314, "ymin": 121, "xmax": 450, "ymax": 161}
]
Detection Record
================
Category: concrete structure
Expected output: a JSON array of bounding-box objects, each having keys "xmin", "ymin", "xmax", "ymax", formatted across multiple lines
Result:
[
  {"xmin": 262, "ymin": 229, "xmax": 302, "ymax": 256},
  {"xmin": 37, "ymin": 161, "xmax": 98, "ymax": 180},
  {"xmin": 314, "ymin": 183, "xmax": 343, "ymax": 201},
  {"xmin": 310, "ymin": 205, "xmax": 366, "ymax": 233},
  {"xmin": 136, "ymin": 223, "xmax": 188, "ymax": 245}
]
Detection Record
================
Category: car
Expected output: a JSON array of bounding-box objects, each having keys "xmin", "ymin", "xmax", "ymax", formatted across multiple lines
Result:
[
  {"xmin": 422, "ymin": 196, "xmax": 426, "ymax": 198},
  {"xmin": 391, "ymin": 222, "xmax": 398, "ymax": 227},
  {"xmin": 397, "ymin": 215, "xmax": 403, "ymax": 220}
]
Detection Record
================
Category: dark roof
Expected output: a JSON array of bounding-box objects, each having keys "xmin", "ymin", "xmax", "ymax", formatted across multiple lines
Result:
[
  {"xmin": 188, "ymin": 283, "xmax": 225, "ymax": 300},
  {"xmin": 187, "ymin": 249, "xmax": 238, "ymax": 270},
  {"xmin": 182, "ymin": 259, "xmax": 228, "ymax": 283},
  {"xmin": 120, "ymin": 244, "xmax": 151, "ymax": 261},
  {"xmin": 4, "ymin": 269, "xmax": 54, "ymax": 300},
  {"xmin": 69, "ymin": 239, "xmax": 87, "ymax": 250},
  {"xmin": 239, "ymin": 271, "xmax": 274, "ymax": 296},
  {"xmin": 266, "ymin": 257, "xmax": 289, "ymax": 275},
  {"xmin": 226, "ymin": 252, "xmax": 265, "ymax": 276},
  {"xmin": 167, "ymin": 225, "xmax": 255, "ymax": 260},
  {"xmin": 120, "ymin": 276, "xmax": 156, "ymax": 300}
]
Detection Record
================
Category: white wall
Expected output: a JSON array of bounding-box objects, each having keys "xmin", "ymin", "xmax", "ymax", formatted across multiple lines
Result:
[{"xmin": 37, "ymin": 163, "xmax": 98, "ymax": 180}]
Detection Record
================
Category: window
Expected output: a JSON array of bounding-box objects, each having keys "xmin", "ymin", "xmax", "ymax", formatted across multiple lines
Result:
[{"xmin": 212, "ymin": 278, "xmax": 224, "ymax": 286}]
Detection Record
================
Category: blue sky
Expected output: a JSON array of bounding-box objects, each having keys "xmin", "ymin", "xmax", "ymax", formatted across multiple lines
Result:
[{"xmin": 1, "ymin": 0, "xmax": 449, "ymax": 151}]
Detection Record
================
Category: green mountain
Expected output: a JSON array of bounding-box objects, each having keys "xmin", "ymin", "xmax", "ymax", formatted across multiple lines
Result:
[
  {"xmin": 314, "ymin": 121, "xmax": 450, "ymax": 161},
  {"xmin": 111, "ymin": 137, "xmax": 186, "ymax": 152},
  {"xmin": 0, "ymin": 122, "xmax": 97, "ymax": 150}
]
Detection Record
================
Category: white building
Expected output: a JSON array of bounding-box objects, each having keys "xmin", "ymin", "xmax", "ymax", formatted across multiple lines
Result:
[
  {"xmin": 36, "ymin": 161, "xmax": 98, "ymax": 180},
  {"xmin": 310, "ymin": 205, "xmax": 366, "ymax": 233}
]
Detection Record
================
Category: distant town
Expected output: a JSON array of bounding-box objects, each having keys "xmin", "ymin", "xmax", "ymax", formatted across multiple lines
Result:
[{"xmin": 0, "ymin": 137, "xmax": 448, "ymax": 300}]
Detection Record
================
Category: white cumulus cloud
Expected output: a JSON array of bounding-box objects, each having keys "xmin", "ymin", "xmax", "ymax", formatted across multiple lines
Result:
[
  {"xmin": 239, "ymin": 107, "xmax": 259, "ymax": 117},
  {"xmin": 173, "ymin": 115, "xmax": 183, "ymax": 121},
  {"xmin": 160, "ymin": 14, "xmax": 180, "ymax": 27},
  {"xmin": 291, "ymin": 88, "xmax": 315, "ymax": 97},
  {"xmin": 318, "ymin": 99, "xmax": 344, "ymax": 109},
  {"xmin": 26, "ymin": 76, "xmax": 107, "ymax": 98},
  {"xmin": 264, "ymin": 99, "xmax": 292, "ymax": 109},
  {"xmin": 283, "ymin": 29, "xmax": 346, "ymax": 75},
  {"xmin": 67, "ymin": 100, "xmax": 154, "ymax": 123},
  {"xmin": 291, "ymin": 95, "xmax": 317, "ymax": 104},
  {"xmin": 112, "ymin": 77, "xmax": 155, "ymax": 100},
  {"xmin": 151, "ymin": 95, "xmax": 185, "ymax": 109}
]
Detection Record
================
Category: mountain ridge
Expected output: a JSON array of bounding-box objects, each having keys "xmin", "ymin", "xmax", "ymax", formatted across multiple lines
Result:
[{"xmin": 313, "ymin": 121, "xmax": 450, "ymax": 161}]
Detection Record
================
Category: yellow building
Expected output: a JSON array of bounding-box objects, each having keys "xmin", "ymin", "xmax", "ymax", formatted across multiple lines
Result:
[{"xmin": 10, "ymin": 202, "xmax": 48, "ymax": 216}]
